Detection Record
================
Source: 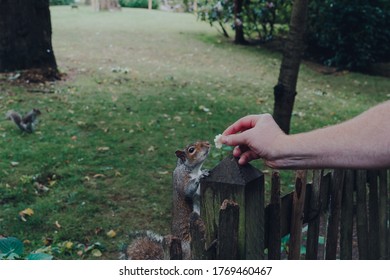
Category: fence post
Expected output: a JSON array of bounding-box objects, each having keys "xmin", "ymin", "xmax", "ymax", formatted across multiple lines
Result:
[{"xmin": 200, "ymin": 155, "xmax": 264, "ymax": 259}]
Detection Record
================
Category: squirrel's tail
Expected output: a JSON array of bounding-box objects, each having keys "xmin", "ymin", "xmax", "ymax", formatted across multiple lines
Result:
[
  {"xmin": 5, "ymin": 110, "xmax": 25, "ymax": 131},
  {"xmin": 122, "ymin": 231, "xmax": 164, "ymax": 260}
]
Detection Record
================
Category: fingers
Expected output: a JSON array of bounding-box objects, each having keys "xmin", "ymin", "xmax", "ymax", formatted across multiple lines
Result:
[
  {"xmin": 232, "ymin": 145, "xmax": 259, "ymax": 165},
  {"xmin": 222, "ymin": 115, "xmax": 260, "ymax": 136}
]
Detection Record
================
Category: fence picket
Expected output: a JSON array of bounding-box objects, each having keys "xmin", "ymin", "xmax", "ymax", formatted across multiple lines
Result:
[
  {"xmin": 288, "ymin": 170, "xmax": 307, "ymax": 260},
  {"xmin": 356, "ymin": 170, "xmax": 369, "ymax": 259},
  {"xmin": 268, "ymin": 171, "xmax": 281, "ymax": 260},
  {"xmin": 325, "ymin": 169, "xmax": 345, "ymax": 259},
  {"xmin": 340, "ymin": 170, "xmax": 354, "ymax": 259},
  {"xmin": 306, "ymin": 170, "xmax": 322, "ymax": 260},
  {"xmin": 378, "ymin": 170, "xmax": 388, "ymax": 259}
]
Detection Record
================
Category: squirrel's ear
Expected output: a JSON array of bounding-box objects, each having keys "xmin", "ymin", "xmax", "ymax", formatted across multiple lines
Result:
[{"xmin": 175, "ymin": 150, "xmax": 186, "ymax": 162}]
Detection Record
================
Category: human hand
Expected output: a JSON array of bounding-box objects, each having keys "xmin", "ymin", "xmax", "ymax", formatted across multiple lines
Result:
[{"xmin": 220, "ymin": 114, "xmax": 286, "ymax": 166}]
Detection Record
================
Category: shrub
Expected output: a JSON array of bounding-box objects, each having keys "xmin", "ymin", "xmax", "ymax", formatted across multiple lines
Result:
[
  {"xmin": 307, "ymin": 1, "xmax": 390, "ymax": 70},
  {"xmin": 119, "ymin": 0, "xmax": 159, "ymax": 9},
  {"xmin": 197, "ymin": 0, "xmax": 292, "ymax": 41}
]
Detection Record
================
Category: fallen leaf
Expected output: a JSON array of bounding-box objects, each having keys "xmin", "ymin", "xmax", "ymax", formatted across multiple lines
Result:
[
  {"xmin": 147, "ymin": 146, "xmax": 155, "ymax": 152},
  {"xmin": 173, "ymin": 116, "xmax": 182, "ymax": 122},
  {"xmin": 65, "ymin": 241, "xmax": 74, "ymax": 250},
  {"xmin": 199, "ymin": 105, "xmax": 210, "ymax": 112},
  {"xmin": 19, "ymin": 208, "xmax": 34, "ymax": 222},
  {"xmin": 77, "ymin": 250, "xmax": 84, "ymax": 257},
  {"xmin": 34, "ymin": 182, "xmax": 50, "ymax": 193},
  {"xmin": 55, "ymin": 221, "xmax": 61, "ymax": 229},
  {"xmin": 10, "ymin": 161, "xmax": 19, "ymax": 167},
  {"xmin": 93, "ymin": 174, "xmax": 106, "ymax": 179},
  {"xmin": 43, "ymin": 237, "xmax": 53, "ymax": 246},
  {"xmin": 92, "ymin": 249, "xmax": 102, "ymax": 257},
  {"xmin": 106, "ymin": 229, "xmax": 116, "ymax": 238},
  {"xmin": 97, "ymin": 147, "xmax": 110, "ymax": 151}
]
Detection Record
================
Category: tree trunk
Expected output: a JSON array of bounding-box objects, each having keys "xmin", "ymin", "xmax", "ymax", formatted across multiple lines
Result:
[
  {"xmin": 0, "ymin": 0, "xmax": 58, "ymax": 77},
  {"xmin": 273, "ymin": 0, "xmax": 308, "ymax": 134},
  {"xmin": 234, "ymin": 0, "xmax": 247, "ymax": 45},
  {"xmin": 92, "ymin": 0, "xmax": 121, "ymax": 11}
]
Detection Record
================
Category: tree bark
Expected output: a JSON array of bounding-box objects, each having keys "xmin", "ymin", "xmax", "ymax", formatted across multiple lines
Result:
[
  {"xmin": 234, "ymin": 0, "xmax": 247, "ymax": 45},
  {"xmin": 273, "ymin": 0, "xmax": 308, "ymax": 134},
  {"xmin": 0, "ymin": 0, "xmax": 58, "ymax": 77}
]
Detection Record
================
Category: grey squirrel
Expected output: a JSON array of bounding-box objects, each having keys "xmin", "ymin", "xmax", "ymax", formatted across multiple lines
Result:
[
  {"xmin": 172, "ymin": 141, "xmax": 210, "ymax": 259},
  {"xmin": 125, "ymin": 141, "xmax": 211, "ymax": 260},
  {"xmin": 6, "ymin": 109, "xmax": 41, "ymax": 133}
]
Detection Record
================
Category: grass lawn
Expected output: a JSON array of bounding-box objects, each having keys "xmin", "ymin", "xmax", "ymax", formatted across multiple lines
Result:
[{"xmin": 0, "ymin": 6, "xmax": 389, "ymax": 259}]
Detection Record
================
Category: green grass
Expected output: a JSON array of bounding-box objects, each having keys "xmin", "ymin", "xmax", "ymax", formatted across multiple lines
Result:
[{"xmin": 0, "ymin": 6, "xmax": 389, "ymax": 259}]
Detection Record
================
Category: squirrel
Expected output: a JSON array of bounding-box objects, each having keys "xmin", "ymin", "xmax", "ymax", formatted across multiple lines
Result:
[
  {"xmin": 124, "ymin": 141, "xmax": 211, "ymax": 260},
  {"xmin": 6, "ymin": 109, "xmax": 41, "ymax": 133},
  {"xmin": 172, "ymin": 141, "xmax": 210, "ymax": 259}
]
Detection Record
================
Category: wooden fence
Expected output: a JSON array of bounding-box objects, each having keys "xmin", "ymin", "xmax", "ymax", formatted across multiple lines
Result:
[{"xmin": 188, "ymin": 155, "xmax": 389, "ymax": 260}]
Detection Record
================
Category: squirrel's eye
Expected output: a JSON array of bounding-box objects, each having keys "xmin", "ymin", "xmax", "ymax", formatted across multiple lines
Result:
[{"xmin": 188, "ymin": 147, "xmax": 195, "ymax": 154}]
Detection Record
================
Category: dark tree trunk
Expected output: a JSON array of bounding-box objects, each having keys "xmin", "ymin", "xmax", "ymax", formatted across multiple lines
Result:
[
  {"xmin": 273, "ymin": 0, "xmax": 308, "ymax": 134},
  {"xmin": 0, "ymin": 0, "xmax": 58, "ymax": 77},
  {"xmin": 234, "ymin": 0, "xmax": 247, "ymax": 45}
]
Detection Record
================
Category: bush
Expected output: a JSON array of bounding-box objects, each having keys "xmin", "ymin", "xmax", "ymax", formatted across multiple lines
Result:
[
  {"xmin": 50, "ymin": 0, "xmax": 75, "ymax": 5},
  {"xmin": 307, "ymin": 1, "xmax": 390, "ymax": 70},
  {"xmin": 119, "ymin": 0, "xmax": 159, "ymax": 9},
  {"xmin": 197, "ymin": 0, "xmax": 292, "ymax": 41}
]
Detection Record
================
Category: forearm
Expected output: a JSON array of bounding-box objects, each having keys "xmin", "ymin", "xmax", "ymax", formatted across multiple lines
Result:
[{"xmin": 269, "ymin": 101, "xmax": 390, "ymax": 169}]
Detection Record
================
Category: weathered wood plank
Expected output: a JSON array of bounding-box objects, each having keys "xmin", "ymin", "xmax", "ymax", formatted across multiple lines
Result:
[
  {"xmin": 189, "ymin": 212, "xmax": 207, "ymax": 260},
  {"xmin": 340, "ymin": 170, "xmax": 354, "ymax": 259},
  {"xmin": 162, "ymin": 235, "xmax": 182, "ymax": 260},
  {"xmin": 378, "ymin": 169, "xmax": 388, "ymax": 259},
  {"xmin": 368, "ymin": 170, "xmax": 380, "ymax": 259},
  {"xmin": 268, "ymin": 171, "xmax": 281, "ymax": 260},
  {"xmin": 325, "ymin": 169, "xmax": 345, "ymax": 259},
  {"xmin": 306, "ymin": 170, "xmax": 322, "ymax": 260},
  {"xmin": 217, "ymin": 200, "xmax": 239, "ymax": 259},
  {"xmin": 288, "ymin": 170, "xmax": 307, "ymax": 260},
  {"xmin": 356, "ymin": 170, "xmax": 369, "ymax": 259}
]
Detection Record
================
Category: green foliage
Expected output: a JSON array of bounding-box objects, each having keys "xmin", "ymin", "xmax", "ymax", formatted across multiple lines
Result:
[
  {"xmin": 197, "ymin": 0, "xmax": 292, "ymax": 41},
  {"xmin": 0, "ymin": 237, "xmax": 53, "ymax": 260},
  {"xmin": 307, "ymin": 1, "xmax": 390, "ymax": 70},
  {"xmin": 119, "ymin": 0, "xmax": 159, "ymax": 9},
  {"xmin": 50, "ymin": 0, "xmax": 75, "ymax": 5}
]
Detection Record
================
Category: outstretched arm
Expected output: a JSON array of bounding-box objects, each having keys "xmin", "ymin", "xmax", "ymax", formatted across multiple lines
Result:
[{"xmin": 221, "ymin": 101, "xmax": 390, "ymax": 169}]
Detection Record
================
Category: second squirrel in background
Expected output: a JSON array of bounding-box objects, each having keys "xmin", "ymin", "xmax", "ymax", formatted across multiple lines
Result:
[{"xmin": 6, "ymin": 109, "xmax": 41, "ymax": 133}]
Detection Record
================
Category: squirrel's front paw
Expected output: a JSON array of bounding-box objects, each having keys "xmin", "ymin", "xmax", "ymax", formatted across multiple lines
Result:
[{"xmin": 201, "ymin": 169, "xmax": 210, "ymax": 178}]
